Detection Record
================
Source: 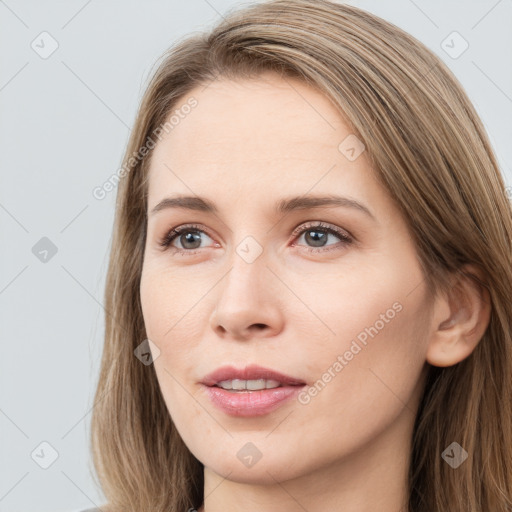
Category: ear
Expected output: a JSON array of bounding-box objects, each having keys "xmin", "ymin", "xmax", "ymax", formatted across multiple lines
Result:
[{"xmin": 425, "ymin": 264, "xmax": 492, "ymax": 367}]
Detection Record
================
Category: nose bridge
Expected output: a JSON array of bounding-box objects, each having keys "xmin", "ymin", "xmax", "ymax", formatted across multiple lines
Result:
[
  {"xmin": 221, "ymin": 240, "xmax": 269, "ymax": 305},
  {"xmin": 221, "ymin": 216, "xmax": 269, "ymax": 289}
]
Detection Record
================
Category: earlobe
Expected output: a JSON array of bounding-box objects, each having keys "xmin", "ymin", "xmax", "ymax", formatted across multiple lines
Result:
[{"xmin": 425, "ymin": 264, "xmax": 491, "ymax": 368}]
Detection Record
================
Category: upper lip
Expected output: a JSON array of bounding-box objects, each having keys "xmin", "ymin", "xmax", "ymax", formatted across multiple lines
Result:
[{"xmin": 201, "ymin": 364, "xmax": 306, "ymax": 387}]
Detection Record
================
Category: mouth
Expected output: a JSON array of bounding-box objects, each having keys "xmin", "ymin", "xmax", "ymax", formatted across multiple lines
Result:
[
  {"xmin": 200, "ymin": 365, "xmax": 307, "ymax": 417},
  {"xmin": 212, "ymin": 379, "xmax": 305, "ymax": 393},
  {"xmin": 200, "ymin": 364, "xmax": 307, "ymax": 388}
]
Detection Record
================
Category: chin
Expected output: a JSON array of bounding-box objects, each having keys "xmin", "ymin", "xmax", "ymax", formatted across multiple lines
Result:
[{"xmin": 202, "ymin": 449, "xmax": 307, "ymax": 485}]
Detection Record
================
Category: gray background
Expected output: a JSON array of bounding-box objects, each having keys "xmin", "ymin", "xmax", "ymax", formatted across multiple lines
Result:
[{"xmin": 1, "ymin": 1, "xmax": 511, "ymax": 511}]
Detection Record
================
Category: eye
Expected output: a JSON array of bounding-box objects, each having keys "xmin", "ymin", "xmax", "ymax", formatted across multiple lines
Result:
[
  {"xmin": 157, "ymin": 221, "xmax": 353, "ymax": 255},
  {"xmin": 291, "ymin": 221, "xmax": 353, "ymax": 253},
  {"xmin": 158, "ymin": 223, "xmax": 216, "ymax": 254}
]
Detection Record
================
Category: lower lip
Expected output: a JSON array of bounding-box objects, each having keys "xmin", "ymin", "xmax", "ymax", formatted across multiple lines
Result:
[{"xmin": 202, "ymin": 384, "xmax": 305, "ymax": 417}]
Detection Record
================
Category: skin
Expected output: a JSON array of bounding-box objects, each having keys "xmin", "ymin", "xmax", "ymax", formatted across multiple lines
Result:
[{"xmin": 139, "ymin": 71, "xmax": 491, "ymax": 512}]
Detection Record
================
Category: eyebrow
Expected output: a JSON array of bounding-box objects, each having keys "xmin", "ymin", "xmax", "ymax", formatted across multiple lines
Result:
[{"xmin": 149, "ymin": 194, "xmax": 375, "ymax": 220}]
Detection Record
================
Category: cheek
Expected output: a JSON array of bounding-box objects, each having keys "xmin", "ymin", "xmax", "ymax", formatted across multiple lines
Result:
[
  {"xmin": 140, "ymin": 265, "xmax": 213, "ymax": 409},
  {"xmin": 140, "ymin": 267, "xmax": 206, "ymax": 430},
  {"xmin": 292, "ymin": 256, "xmax": 429, "ymax": 408},
  {"xmin": 140, "ymin": 264, "xmax": 164, "ymax": 338},
  {"xmin": 286, "ymin": 281, "xmax": 429, "ymax": 467},
  {"xmin": 140, "ymin": 263, "xmax": 207, "ymax": 344}
]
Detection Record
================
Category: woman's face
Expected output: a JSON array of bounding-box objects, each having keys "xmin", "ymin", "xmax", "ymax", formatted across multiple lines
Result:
[{"xmin": 140, "ymin": 72, "xmax": 433, "ymax": 486}]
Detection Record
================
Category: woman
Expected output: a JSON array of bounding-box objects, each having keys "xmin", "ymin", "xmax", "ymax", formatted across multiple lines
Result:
[{"xmin": 87, "ymin": 1, "xmax": 512, "ymax": 511}]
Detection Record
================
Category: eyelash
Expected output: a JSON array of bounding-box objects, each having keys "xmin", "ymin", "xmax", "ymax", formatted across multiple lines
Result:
[{"xmin": 157, "ymin": 221, "xmax": 353, "ymax": 256}]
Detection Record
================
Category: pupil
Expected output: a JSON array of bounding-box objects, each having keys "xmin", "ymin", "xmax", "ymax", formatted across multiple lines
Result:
[
  {"xmin": 306, "ymin": 229, "xmax": 327, "ymax": 247},
  {"xmin": 182, "ymin": 232, "xmax": 201, "ymax": 249}
]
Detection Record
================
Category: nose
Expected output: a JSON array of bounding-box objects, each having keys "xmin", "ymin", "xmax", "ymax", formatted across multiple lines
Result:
[{"xmin": 209, "ymin": 253, "xmax": 284, "ymax": 341}]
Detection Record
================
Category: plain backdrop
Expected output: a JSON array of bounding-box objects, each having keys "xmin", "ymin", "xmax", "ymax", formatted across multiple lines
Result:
[{"xmin": 1, "ymin": 1, "xmax": 511, "ymax": 511}]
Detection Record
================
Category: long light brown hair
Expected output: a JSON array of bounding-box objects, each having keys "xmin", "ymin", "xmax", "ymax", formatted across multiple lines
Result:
[{"xmin": 90, "ymin": 1, "xmax": 512, "ymax": 510}]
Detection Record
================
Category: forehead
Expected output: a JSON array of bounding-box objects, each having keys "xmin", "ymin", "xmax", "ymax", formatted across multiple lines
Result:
[{"xmin": 146, "ymin": 73, "xmax": 378, "ymax": 211}]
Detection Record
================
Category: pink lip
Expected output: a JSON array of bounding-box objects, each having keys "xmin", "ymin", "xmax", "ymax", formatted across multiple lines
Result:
[
  {"xmin": 200, "ymin": 364, "xmax": 306, "ymax": 417},
  {"xmin": 202, "ymin": 385, "xmax": 305, "ymax": 417}
]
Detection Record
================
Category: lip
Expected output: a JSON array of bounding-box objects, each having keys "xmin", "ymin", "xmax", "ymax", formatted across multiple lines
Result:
[
  {"xmin": 202, "ymin": 385, "xmax": 305, "ymax": 417},
  {"xmin": 200, "ymin": 364, "xmax": 306, "ymax": 417},
  {"xmin": 200, "ymin": 364, "xmax": 306, "ymax": 387}
]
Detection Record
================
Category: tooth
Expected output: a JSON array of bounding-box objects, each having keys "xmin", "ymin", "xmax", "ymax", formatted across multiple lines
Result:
[
  {"xmin": 231, "ymin": 379, "xmax": 246, "ymax": 390},
  {"xmin": 264, "ymin": 379, "xmax": 281, "ymax": 389},
  {"xmin": 216, "ymin": 378, "xmax": 284, "ymax": 391},
  {"xmin": 217, "ymin": 380, "xmax": 233, "ymax": 390},
  {"xmin": 246, "ymin": 379, "xmax": 266, "ymax": 390}
]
